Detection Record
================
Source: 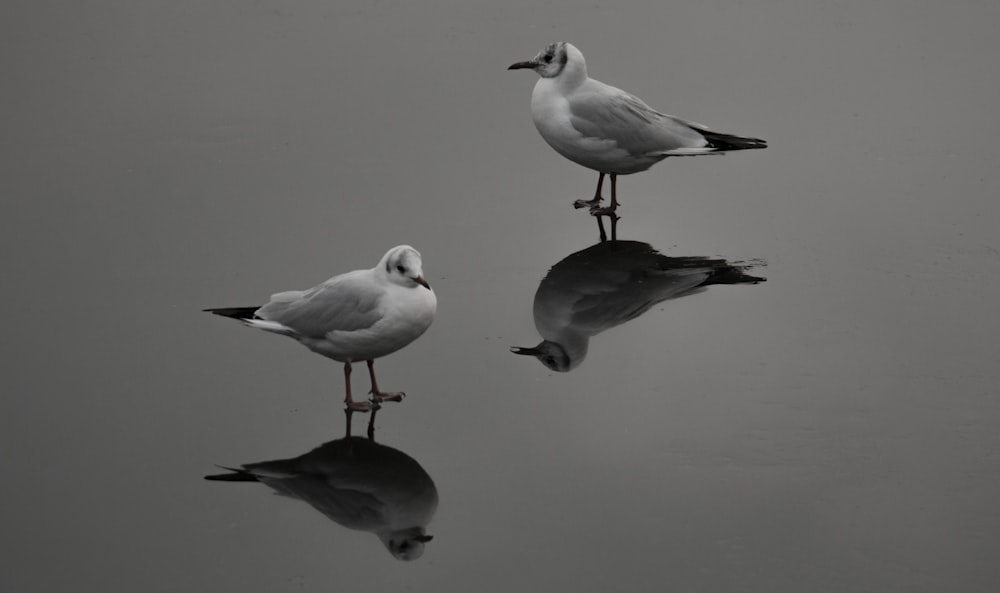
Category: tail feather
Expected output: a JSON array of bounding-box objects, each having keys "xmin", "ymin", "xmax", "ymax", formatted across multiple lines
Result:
[
  {"xmin": 664, "ymin": 256, "xmax": 767, "ymax": 286},
  {"xmin": 203, "ymin": 306, "xmax": 261, "ymax": 320},
  {"xmin": 204, "ymin": 466, "xmax": 259, "ymax": 482},
  {"xmin": 704, "ymin": 260, "xmax": 767, "ymax": 286},
  {"xmin": 705, "ymin": 267, "xmax": 766, "ymax": 286},
  {"xmin": 698, "ymin": 129, "xmax": 767, "ymax": 151}
]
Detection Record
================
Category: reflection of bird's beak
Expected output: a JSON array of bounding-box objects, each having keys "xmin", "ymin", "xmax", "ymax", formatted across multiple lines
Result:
[
  {"xmin": 416, "ymin": 534, "xmax": 434, "ymax": 543},
  {"xmin": 416, "ymin": 276, "xmax": 431, "ymax": 290},
  {"xmin": 510, "ymin": 346, "xmax": 539, "ymax": 356},
  {"xmin": 507, "ymin": 60, "xmax": 536, "ymax": 70}
]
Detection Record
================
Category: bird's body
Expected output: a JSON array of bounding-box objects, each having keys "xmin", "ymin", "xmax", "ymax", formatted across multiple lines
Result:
[
  {"xmin": 206, "ymin": 245, "xmax": 436, "ymax": 410},
  {"xmin": 510, "ymin": 42, "xmax": 766, "ymax": 217},
  {"xmin": 529, "ymin": 71, "xmax": 708, "ymax": 175},
  {"xmin": 246, "ymin": 268, "xmax": 435, "ymax": 363}
]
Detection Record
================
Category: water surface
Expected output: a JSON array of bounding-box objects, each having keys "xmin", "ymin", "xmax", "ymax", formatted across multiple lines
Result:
[{"xmin": 3, "ymin": 1, "xmax": 999, "ymax": 592}]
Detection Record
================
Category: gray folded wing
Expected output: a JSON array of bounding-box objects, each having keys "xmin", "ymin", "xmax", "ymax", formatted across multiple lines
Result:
[
  {"xmin": 568, "ymin": 82, "xmax": 708, "ymax": 156},
  {"xmin": 256, "ymin": 273, "xmax": 383, "ymax": 338}
]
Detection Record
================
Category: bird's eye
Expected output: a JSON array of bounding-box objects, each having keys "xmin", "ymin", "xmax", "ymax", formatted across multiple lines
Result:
[
  {"xmin": 396, "ymin": 265, "xmax": 406, "ymax": 273},
  {"xmin": 543, "ymin": 54, "xmax": 552, "ymax": 63}
]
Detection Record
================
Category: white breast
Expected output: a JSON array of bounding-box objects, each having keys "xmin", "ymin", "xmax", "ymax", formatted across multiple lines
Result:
[
  {"xmin": 311, "ymin": 286, "xmax": 436, "ymax": 363},
  {"xmin": 530, "ymin": 79, "xmax": 654, "ymax": 174}
]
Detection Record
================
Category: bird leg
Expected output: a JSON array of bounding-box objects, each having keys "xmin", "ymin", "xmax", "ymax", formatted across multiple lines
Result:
[
  {"xmin": 596, "ymin": 210, "xmax": 619, "ymax": 242},
  {"xmin": 367, "ymin": 406, "xmax": 378, "ymax": 441},
  {"xmin": 342, "ymin": 405, "xmax": 378, "ymax": 440},
  {"xmin": 367, "ymin": 359, "xmax": 405, "ymax": 403},
  {"xmin": 590, "ymin": 174, "xmax": 620, "ymax": 241},
  {"xmin": 609, "ymin": 173, "xmax": 620, "ymax": 211},
  {"xmin": 343, "ymin": 361, "xmax": 378, "ymax": 412},
  {"xmin": 589, "ymin": 173, "xmax": 620, "ymax": 216},
  {"xmin": 573, "ymin": 172, "xmax": 605, "ymax": 209}
]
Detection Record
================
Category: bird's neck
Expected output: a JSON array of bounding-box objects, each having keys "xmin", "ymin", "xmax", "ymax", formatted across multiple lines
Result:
[
  {"xmin": 555, "ymin": 44, "xmax": 589, "ymax": 91},
  {"xmin": 555, "ymin": 59, "xmax": 588, "ymax": 93}
]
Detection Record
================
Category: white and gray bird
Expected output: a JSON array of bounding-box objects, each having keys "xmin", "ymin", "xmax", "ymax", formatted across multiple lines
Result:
[
  {"xmin": 509, "ymin": 42, "xmax": 766, "ymax": 215},
  {"xmin": 206, "ymin": 245, "xmax": 436, "ymax": 411}
]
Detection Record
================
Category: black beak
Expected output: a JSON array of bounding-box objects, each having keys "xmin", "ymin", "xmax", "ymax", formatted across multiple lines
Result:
[
  {"xmin": 415, "ymin": 276, "xmax": 431, "ymax": 290},
  {"xmin": 415, "ymin": 534, "xmax": 434, "ymax": 543},
  {"xmin": 507, "ymin": 60, "xmax": 536, "ymax": 70},
  {"xmin": 510, "ymin": 346, "xmax": 539, "ymax": 356}
]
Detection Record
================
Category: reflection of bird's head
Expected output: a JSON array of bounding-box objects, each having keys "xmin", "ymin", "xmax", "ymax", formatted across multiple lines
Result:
[
  {"xmin": 381, "ymin": 528, "xmax": 434, "ymax": 561},
  {"xmin": 510, "ymin": 340, "xmax": 576, "ymax": 372}
]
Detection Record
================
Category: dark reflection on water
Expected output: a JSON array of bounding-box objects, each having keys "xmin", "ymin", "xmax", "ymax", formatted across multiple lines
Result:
[
  {"xmin": 511, "ymin": 240, "xmax": 766, "ymax": 371},
  {"xmin": 205, "ymin": 409, "xmax": 438, "ymax": 561}
]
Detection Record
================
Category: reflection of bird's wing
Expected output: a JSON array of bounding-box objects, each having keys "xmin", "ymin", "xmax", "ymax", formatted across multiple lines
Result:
[
  {"xmin": 245, "ymin": 460, "xmax": 391, "ymax": 530},
  {"xmin": 274, "ymin": 480, "xmax": 387, "ymax": 528},
  {"xmin": 533, "ymin": 269, "xmax": 622, "ymax": 336},
  {"xmin": 568, "ymin": 268, "xmax": 712, "ymax": 332},
  {"xmin": 255, "ymin": 271, "xmax": 383, "ymax": 338},
  {"xmin": 568, "ymin": 80, "xmax": 711, "ymax": 157}
]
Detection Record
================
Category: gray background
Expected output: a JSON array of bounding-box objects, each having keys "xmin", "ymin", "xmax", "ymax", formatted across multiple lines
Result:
[{"xmin": 3, "ymin": 1, "xmax": 999, "ymax": 591}]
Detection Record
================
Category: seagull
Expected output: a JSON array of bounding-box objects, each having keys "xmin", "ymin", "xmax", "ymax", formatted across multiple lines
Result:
[
  {"xmin": 508, "ymin": 42, "xmax": 766, "ymax": 216},
  {"xmin": 205, "ymin": 428, "xmax": 439, "ymax": 561},
  {"xmin": 511, "ymin": 240, "xmax": 765, "ymax": 371},
  {"xmin": 205, "ymin": 245, "xmax": 436, "ymax": 411}
]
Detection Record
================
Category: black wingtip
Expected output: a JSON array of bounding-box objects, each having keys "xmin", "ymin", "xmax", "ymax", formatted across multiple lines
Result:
[
  {"xmin": 204, "ymin": 466, "xmax": 258, "ymax": 482},
  {"xmin": 700, "ymin": 129, "xmax": 768, "ymax": 151},
  {"xmin": 704, "ymin": 262, "xmax": 767, "ymax": 286},
  {"xmin": 662, "ymin": 256, "xmax": 766, "ymax": 286},
  {"xmin": 203, "ymin": 306, "xmax": 260, "ymax": 320}
]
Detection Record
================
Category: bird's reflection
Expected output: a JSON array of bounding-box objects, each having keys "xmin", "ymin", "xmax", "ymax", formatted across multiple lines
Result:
[
  {"xmin": 511, "ymin": 240, "xmax": 765, "ymax": 371},
  {"xmin": 205, "ymin": 408, "xmax": 438, "ymax": 561}
]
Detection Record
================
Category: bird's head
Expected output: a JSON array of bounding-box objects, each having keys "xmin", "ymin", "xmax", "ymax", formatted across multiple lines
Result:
[
  {"xmin": 508, "ymin": 42, "xmax": 582, "ymax": 79},
  {"xmin": 381, "ymin": 245, "xmax": 431, "ymax": 290}
]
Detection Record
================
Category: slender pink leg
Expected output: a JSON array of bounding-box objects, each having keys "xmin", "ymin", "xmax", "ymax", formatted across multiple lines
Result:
[
  {"xmin": 591, "ymin": 174, "xmax": 621, "ymax": 213},
  {"xmin": 343, "ymin": 361, "xmax": 377, "ymax": 412},
  {"xmin": 590, "ymin": 174, "xmax": 620, "ymax": 239},
  {"xmin": 367, "ymin": 360, "xmax": 405, "ymax": 403},
  {"xmin": 573, "ymin": 172, "xmax": 606, "ymax": 209}
]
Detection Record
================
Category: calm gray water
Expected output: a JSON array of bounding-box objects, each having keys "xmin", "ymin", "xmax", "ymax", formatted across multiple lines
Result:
[{"xmin": 3, "ymin": 1, "xmax": 999, "ymax": 592}]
